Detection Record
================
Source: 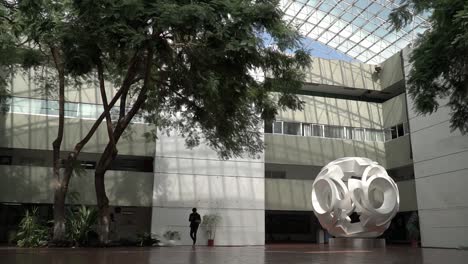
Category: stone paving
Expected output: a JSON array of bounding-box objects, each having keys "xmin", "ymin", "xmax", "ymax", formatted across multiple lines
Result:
[{"xmin": 1, "ymin": 244, "xmax": 468, "ymax": 264}]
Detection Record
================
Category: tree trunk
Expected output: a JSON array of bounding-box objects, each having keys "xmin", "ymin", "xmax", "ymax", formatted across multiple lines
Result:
[
  {"xmin": 94, "ymin": 142, "xmax": 116, "ymax": 244},
  {"xmin": 95, "ymin": 152, "xmax": 114, "ymax": 244},
  {"xmin": 50, "ymin": 46, "xmax": 66, "ymax": 242},
  {"xmin": 94, "ymin": 46, "xmax": 153, "ymax": 244},
  {"xmin": 52, "ymin": 185, "xmax": 66, "ymax": 242},
  {"xmin": 95, "ymin": 169, "xmax": 111, "ymax": 244}
]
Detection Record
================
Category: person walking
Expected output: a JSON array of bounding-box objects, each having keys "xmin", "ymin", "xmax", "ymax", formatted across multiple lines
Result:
[{"xmin": 189, "ymin": 208, "xmax": 201, "ymax": 245}]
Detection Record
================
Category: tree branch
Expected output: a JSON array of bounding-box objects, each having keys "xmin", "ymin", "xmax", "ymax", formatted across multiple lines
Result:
[
  {"xmin": 97, "ymin": 58, "xmax": 117, "ymax": 153},
  {"xmin": 69, "ymin": 52, "xmax": 141, "ymax": 158},
  {"xmin": 114, "ymin": 45, "xmax": 154, "ymax": 142}
]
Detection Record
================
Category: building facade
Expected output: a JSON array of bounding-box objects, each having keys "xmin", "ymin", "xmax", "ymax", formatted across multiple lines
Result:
[{"xmin": 0, "ymin": 48, "xmax": 465, "ymax": 248}]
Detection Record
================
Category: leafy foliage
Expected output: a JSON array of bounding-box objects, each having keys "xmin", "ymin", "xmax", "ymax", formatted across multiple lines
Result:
[
  {"xmin": 406, "ymin": 212, "xmax": 420, "ymax": 240},
  {"xmin": 64, "ymin": 0, "xmax": 310, "ymax": 159},
  {"xmin": 201, "ymin": 214, "xmax": 222, "ymax": 240},
  {"xmin": 163, "ymin": 230, "xmax": 181, "ymax": 241},
  {"xmin": 0, "ymin": 2, "xmax": 43, "ymax": 113},
  {"xmin": 136, "ymin": 232, "xmax": 160, "ymax": 247},
  {"xmin": 16, "ymin": 208, "xmax": 49, "ymax": 247},
  {"xmin": 67, "ymin": 205, "xmax": 98, "ymax": 246},
  {"xmin": 390, "ymin": 0, "xmax": 468, "ymax": 134},
  {"xmin": 4, "ymin": 0, "xmax": 311, "ymax": 241}
]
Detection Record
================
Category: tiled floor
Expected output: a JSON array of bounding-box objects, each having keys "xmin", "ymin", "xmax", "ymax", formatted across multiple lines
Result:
[{"xmin": 1, "ymin": 244, "xmax": 467, "ymax": 264}]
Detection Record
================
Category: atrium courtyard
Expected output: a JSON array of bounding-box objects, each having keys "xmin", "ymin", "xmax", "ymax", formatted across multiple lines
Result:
[{"xmin": 1, "ymin": 0, "xmax": 467, "ymax": 263}]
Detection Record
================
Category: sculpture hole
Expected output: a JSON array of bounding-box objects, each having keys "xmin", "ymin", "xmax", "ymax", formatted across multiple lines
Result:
[{"xmin": 349, "ymin": 212, "xmax": 360, "ymax": 223}]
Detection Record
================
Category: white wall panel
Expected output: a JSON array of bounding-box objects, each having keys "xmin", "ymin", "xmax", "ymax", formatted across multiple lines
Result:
[
  {"xmin": 0, "ymin": 165, "xmax": 154, "ymax": 206},
  {"xmin": 151, "ymin": 207, "xmax": 264, "ymax": 246},
  {"xmin": 152, "ymin": 132, "xmax": 265, "ymax": 246},
  {"xmin": 404, "ymin": 47, "xmax": 468, "ymax": 248},
  {"xmin": 155, "ymin": 157, "xmax": 264, "ymax": 178}
]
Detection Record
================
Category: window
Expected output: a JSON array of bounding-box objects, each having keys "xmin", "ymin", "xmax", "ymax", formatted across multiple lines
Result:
[
  {"xmin": 41, "ymin": 100, "xmax": 59, "ymax": 115},
  {"xmin": 273, "ymin": 121, "xmax": 282, "ymax": 134},
  {"xmin": 265, "ymin": 170, "xmax": 286, "ymax": 179},
  {"xmin": 344, "ymin": 127, "xmax": 353, "ymax": 140},
  {"xmin": 65, "ymin": 102, "xmax": 79, "ymax": 117},
  {"xmin": 80, "ymin": 103, "xmax": 98, "ymax": 119},
  {"xmin": 353, "ymin": 128, "xmax": 365, "ymax": 141},
  {"xmin": 385, "ymin": 122, "xmax": 411, "ymax": 141},
  {"xmin": 11, "ymin": 97, "xmax": 41, "ymax": 114},
  {"xmin": 312, "ymin": 124, "xmax": 324, "ymax": 137},
  {"xmin": 80, "ymin": 161, "xmax": 96, "ymax": 169},
  {"xmin": 302, "ymin": 124, "xmax": 312, "ymax": 136},
  {"xmin": 110, "ymin": 156, "xmax": 153, "ymax": 172},
  {"xmin": 366, "ymin": 129, "xmax": 384, "ymax": 142},
  {"xmin": 391, "ymin": 126, "xmax": 398, "ymax": 139},
  {"xmin": 264, "ymin": 121, "xmax": 273, "ymax": 133},
  {"xmin": 6, "ymin": 96, "xmax": 146, "ymax": 124},
  {"xmin": 0, "ymin": 156, "xmax": 12, "ymax": 165},
  {"xmin": 324, "ymin": 125, "xmax": 344, "ymax": 139},
  {"xmin": 397, "ymin": 124, "xmax": 404, "ymax": 137},
  {"xmin": 283, "ymin": 122, "xmax": 301, "ymax": 135}
]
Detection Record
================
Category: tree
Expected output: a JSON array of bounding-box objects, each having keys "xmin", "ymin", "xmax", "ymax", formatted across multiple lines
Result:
[
  {"xmin": 0, "ymin": 1, "xmax": 42, "ymax": 112},
  {"xmin": 1, "ymin": 0, "xmax": 132, "ymax": 242},
  {"xmin": 71, "ymin": 0, "xmax": 310, "ymax": 243},
  {"xmin": 4, "ymin": 0, "xmax": 311, "ymax": 244},
  {"xmin": 389, "ymin": 0, "xmax": 468, "ymax": 134}
]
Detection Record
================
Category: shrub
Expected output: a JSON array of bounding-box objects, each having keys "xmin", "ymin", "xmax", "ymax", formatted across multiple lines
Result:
[
  {"xmin": 16, "ymin": 208, "xmax": 48, "ymax": 247},
  {"xmin": 136, "ymin": 232, "xmax": 159, "ymax": 247},
  {"xmin": 406, "ymin": 212, "xmax": 420, "ymax": 240},
  {"xmin": 201, "ymin": 214, "xmax": 222, "ymax": 240},
  {"xmin": 67, "ymin": 205, "xmax": 98, "ymax": 246},
  {"xmin": 163, "ymin": 230, "xmax": 181, "ymax": 241}
]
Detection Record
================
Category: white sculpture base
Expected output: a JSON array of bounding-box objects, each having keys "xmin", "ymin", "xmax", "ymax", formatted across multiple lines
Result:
[{"xmin": 329, "ymin": 238, "xmax": 386, "ymax": 249}]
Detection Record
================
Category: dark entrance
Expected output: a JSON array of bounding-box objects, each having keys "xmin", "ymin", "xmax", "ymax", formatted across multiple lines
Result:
[{"xmin": 265, "ymin": 210, "xmax": 321, "ymax": 243}]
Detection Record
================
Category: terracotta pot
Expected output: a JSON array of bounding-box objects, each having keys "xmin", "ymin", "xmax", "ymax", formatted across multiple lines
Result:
[{"xmin": 207, "ymin": 239, "xmax": 214, "ymax": 247}]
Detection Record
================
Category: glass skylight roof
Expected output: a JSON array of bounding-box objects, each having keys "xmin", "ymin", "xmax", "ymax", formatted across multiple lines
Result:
[{"xmin": 281, "ymin": 0, "xmax": 429, "ymax": 64}]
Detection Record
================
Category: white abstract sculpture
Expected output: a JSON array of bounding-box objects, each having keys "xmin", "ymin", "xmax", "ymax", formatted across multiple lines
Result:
[{"xmin": 311, "ymin": 157, "xmax": 399, "ymax": 238}]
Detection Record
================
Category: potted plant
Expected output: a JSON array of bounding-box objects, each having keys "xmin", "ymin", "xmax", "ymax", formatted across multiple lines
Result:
[
  {"xmin": 406, "ymin": 212, "xmax": 420, "ymax": 248},
  {"xmin": 201, "ymin": 214, "xmax": 221, "ymax": 246},
  {"xmin": 163, "ymin": 230, "xmax": 181, "ymax": 246}
]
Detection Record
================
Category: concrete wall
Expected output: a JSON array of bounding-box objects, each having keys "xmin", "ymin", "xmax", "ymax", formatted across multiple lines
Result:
[
  {"xmin": 0, "ymin": 165, "xmax": 153, "ymax": 207},
  {"xmin": 151, "ymin": 132, "xmax": 265, "ymax": 246},
  {"xmin": 383, "ymin": 93, "xmax": 412, "ymax": 169},
  {"xmin": 265, "ymin": 163, "xmax": 322, "ymax": 180},
  {"xmin": 0, "ymin": 113, "xmax": 154, "ymax": 156},
  {"xmin": 385, "ymin": 135, "xmax": 412, "ymax": 169},
  {"xmin": 397, "ymin": 180, "xmax": 418, "ymax": 212},
  {"xmin": 277, "ymin": 94, "xmax": 383, "ymax": 129},
  {"xmin": 11, "ymin": 71, "xmax": 118, "ymax": 105},
  {"xmin": 265, "ymin": 178, "xmax": 313, "ymax": 211},
  {"xmin": 404, "ymin": 48, "xmax": 468, "ymax": 248},
  {"xmin": 383, "ymin": 93, "xmax": 407, "ymax": 128},
  {"xmin": 265, "ymin": 134, "xmax": 386, "ymax": 167},
  {"xmin": 380, "ymin": 52, "xmax": 404, "ymax": 90},
  {"xmin": 265, "ymin": 178, "xmax": 417, "ymax": 212},
  {"xmin": 303, "ymin": 58, "xmax": 380, "ymax": 91}
]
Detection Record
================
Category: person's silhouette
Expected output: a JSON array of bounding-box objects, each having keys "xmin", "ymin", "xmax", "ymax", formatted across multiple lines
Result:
[{"xmin": 189, "ymin": 208, "xmax": 201, "ymax": 245}]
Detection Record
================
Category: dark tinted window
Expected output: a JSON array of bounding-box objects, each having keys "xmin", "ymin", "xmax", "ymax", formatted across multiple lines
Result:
[
  {"xmin": 397, "ymin": 124, "xmax": 404, "ymax": 137},
  {"xmin": 110, "ymin": 156, "xmax": 153, "ymax": 172},
  {"xmin": 283, "ymin": 122, "xmax": 301, "ymax": 135},
  {"xmin": 264, "ymin": 121, "xmax": 273, "ymax": 133}
]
